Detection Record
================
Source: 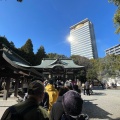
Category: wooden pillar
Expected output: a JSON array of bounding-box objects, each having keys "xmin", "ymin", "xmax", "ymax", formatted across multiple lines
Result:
[
  {"xmin": 65, "ymin": 74, "xmax": 68, "ymax": 79},
  {"xmin": 63, "ymin": 74, "xmax": 65, "ymax": 82},
  {"xmin": 65, "ymin": 69, "xmax": 68, "ymax": 80},
  {"xmin": 21, "ymin": 79, "xmax": 24, "ymax": 89},
  {"xmin": 74, "ymin": 72, "xmax": 76, "ymax": 80},
  {"xmin": 14, "ymin": 78, "xmax": 19, "ymax": 97},
  {"xmin": 5, "ymin": 78, "xmax": 10, "ymax": 100}
]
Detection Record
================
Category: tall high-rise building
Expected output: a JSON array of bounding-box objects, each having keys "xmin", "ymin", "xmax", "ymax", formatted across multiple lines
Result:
[{"xmin": 69, "ymin": 18, "xmax": 98, "ymax": 59}]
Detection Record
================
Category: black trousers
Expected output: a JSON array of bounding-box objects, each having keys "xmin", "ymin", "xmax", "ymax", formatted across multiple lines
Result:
[{"xmin": 86, "ymin": 89, "xmax": 90, "ymax": 95}]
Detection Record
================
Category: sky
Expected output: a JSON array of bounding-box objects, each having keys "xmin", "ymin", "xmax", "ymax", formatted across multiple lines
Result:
[{"xmin": 0, "ymin": 0, "xmax": 120, "ymax": 58}]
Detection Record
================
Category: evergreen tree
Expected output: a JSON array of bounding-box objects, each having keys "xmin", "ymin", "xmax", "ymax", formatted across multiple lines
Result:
[
  {"xmin": 20, "ymin": 39, "xmax": 34, "ymax": 54},
  {"xmin": 9, "ymin": 41, "xmax": 15, "ymax": 48},
  {"xmin": 35, "ymin": 45, "xmax": 46, "ymax": 65},
  {"xmin": 20, "ymin": 39, "xmax": 35, "ymax": 65},
  {"xmin": 17, "ymin": 0, "xmax": 22, "ymax": 2},
  {"xmin": 0, "ymin": 36, "xmax": 10, "ymax": 47},
  {"xmin": 47, "ymin": 53, "xmax": 68, "ymax": 59}
]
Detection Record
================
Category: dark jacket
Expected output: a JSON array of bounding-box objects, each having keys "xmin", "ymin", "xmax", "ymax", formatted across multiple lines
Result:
[
  {"xmin": 50, "ymin": 96, "xmax": 64, "ymax": 120},
  {"xmin": 1, "ymin": 98, "xmax": 49, "ymax": 120},
  {"xmin": 40, "ymin": 92, "xmax": 49, "ymax": 111}
]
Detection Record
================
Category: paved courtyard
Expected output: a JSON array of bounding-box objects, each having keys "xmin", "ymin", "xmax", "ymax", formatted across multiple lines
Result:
[
  {"xmin": 0, "ymin": 88, "xmax": 120, "ymax": 120},
  {"xmin": 0, "ymin": 95, "xmax": 17, "ymax": 120},
  {"xmin": 82, "ymin": 88, "xmax": 120, "ymax": 120}
]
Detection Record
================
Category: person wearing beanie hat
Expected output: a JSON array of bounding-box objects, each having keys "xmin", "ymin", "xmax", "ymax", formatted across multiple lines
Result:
[
  {"xmin": 1, "ymin": 80, "xmax": 49, "ymax": 120},
  {"xmin": 62, "ymin": 90, "xmax": 89, "ymax": 120}
]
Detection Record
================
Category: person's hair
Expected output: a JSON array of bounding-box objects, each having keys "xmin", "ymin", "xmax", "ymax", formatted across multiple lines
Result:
[
  {"xmin": 58, "ymin": 87, "xmax": 69, "ymax": 96},
  {"xmin": 28, "ymin": 80, "xmax": 44, "ymax": 96},
  {"xmin": 73, "ymin": 85, "xmax": 80, "ymax": 93},
  {"xmin": 48, "ymin": 79, "xmax": 54, "ymax": 84}
]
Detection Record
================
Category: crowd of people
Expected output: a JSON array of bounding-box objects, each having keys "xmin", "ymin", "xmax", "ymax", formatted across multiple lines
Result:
[{"xmin": 1, "ymin": 78, "xmax": 90, "ymax": 120}]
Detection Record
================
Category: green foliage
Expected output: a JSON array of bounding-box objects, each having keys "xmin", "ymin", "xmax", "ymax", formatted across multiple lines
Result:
[
  {"xmin": 20, "ymin": 39, "xmax": 35, "ymax": 65},
  {"xmin": 86, "ymin": 69, "xmax": 97, "ymax": 80},
  {"xmin": 114, "ymin": 9, "xmax": 120, "ymax": 33},
  {"xmin": 109, "ymin": 0, "xmax": 120, "ymax": 33},
  {"xmin": 35, "ymin": 46, "xmax": 46, "ymax": 65},
  {"xmin": 86, "ymin": 59, "xmax": 98, "ymax": 80},
  {"xmin": 17, "ymin": 0, "xmax": 22, "ymax": 2},
  {"xmin": 47, "ymin": 53, "xmax": 68, "ymax": 59},
  {"xmin": 20, "ymin": 39, "xmax": 34, "ymax": 54},
  {"xmin": 91, "ymin": 54, "xmax": 120, "ymax": 80},
  {"xmin": 70, "ymin": 55, "xmax": 91, "ymax": 70},
  {"xmin": 0, "ymin": 37, "xmax": 18, "ymax": 53},
  {"xmin": 109, "ymin": 0, "xmax": 120, "ymax": 6},
  {"xmin": 70, "ymin": 55, "xmax": 92, "ymax": 81},
  {"xmin": 47, "ymin": 53, "xmax": 57, "ymax": 58},
  {"xmin": 0, "ymin": 36, "xmax": 10, "ymax": 47},
  {"xmin": 9, "ymin": 41, "xmax": 15, "ymax": 48}
]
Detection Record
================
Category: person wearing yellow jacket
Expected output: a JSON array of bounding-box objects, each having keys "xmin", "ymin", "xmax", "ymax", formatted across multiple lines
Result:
[{"xmin": 45, "ymin": 79, "xmax": 58, "ymax": 112}]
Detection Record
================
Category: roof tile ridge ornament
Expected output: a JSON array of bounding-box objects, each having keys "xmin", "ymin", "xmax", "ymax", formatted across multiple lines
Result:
[
  {"xmin": 49, "ymin": 58, "xmax": 68, "ymax": 66},
  {"xmin": 49, "ymin": 58, "xmax": 60, "ymax": 65}
]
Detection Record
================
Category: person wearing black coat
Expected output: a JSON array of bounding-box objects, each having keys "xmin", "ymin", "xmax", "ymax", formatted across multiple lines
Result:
[{"xmin": 40, "ymin": 92, "xmax": 49, "ymax": 111}]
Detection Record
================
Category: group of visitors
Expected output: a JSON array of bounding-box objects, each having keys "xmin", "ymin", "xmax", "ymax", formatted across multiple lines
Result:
[
  {"xmin": 83, "ymin": 81, "xmax": 93, "ymax": 96},
  {"xmin": 1, "ymin": 79, "xmax": 89, "ymax": 120}
]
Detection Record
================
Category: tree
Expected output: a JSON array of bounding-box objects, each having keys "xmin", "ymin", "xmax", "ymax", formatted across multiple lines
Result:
[
  {"xmin": 109, "ymin": 0, "xmax": 120, "ymax": 33},
  {"xmin": 35, "ymin": 46, "xmax": 46, "ymax": 65},
  {"xmin": 20, "ymin": 39, "xmax": 35, "ymax": 64},
  {"xmin": 0, "ymin": 36, "xmax": 10, "ymax": 47},
  {"xmin": 9, "ymin": 41, "xmax": 15, "ymax": 48},
  {"xmin": 70, "ymin": 55, "xmax": 91, "ymax": 70},
  {"xmin": 20, "ymin": 39, "xmax": 34, "ymax": 54},
  {"xmin": 70, "ymin": 55, "xmax": 91, "ymax": 82},
  {"xmin": 109, "ymin": 0, "xmax": 120, "ymax": 6},
  {"xmin": 103, "ymin": 54, "xmax": 120, "ymax": 78},
  {"xmin": 47, "ymin": 53, "xmax": 68, "ymax": 59},
  {"xmin": 17, "ymin": 0, "xmax": 22, "ymax": 2},
  {"xmin": 88, "ymin": 54, "xmax": 120, "ymax": 81},
  {"xmin": 86, "ymin": 69, "xmax": 97, "ymax": 81}
]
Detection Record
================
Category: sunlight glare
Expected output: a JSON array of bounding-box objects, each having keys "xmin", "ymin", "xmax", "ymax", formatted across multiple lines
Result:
[{"xmin": 68, "ymin": 36, "xmax": 73, "ymax": 43}]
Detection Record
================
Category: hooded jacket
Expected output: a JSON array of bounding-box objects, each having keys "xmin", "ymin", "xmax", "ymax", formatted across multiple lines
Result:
[{"xmin": 45, "ymin": 84, "xmax": 58, "ymax": 111}]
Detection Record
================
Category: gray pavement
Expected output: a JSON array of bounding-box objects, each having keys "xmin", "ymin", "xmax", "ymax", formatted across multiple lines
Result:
[
  {"xmin": 0, "ymin": 96, "xmax": 17, "ymax": 119},
  {"xmin": 82, "ymin": 88, "xmax": 120, "ymax": 120},
  {"xmin": 0, "ymin": 88, "xmax": 120, "ymax": 120}
]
